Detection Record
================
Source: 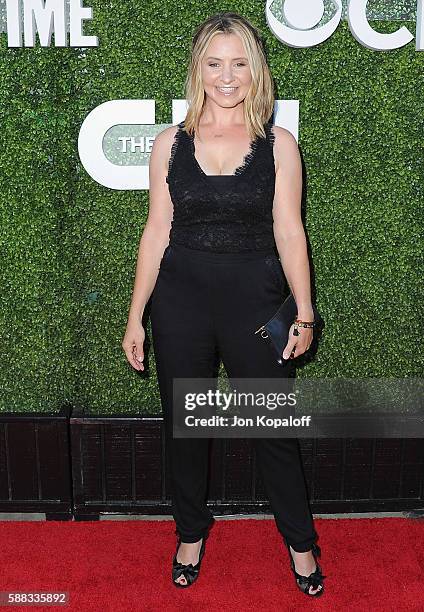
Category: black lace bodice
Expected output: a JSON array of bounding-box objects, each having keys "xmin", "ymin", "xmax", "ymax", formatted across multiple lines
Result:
[{"xmin": 165, "ymin": 119, "xmax": 277, "ymax": 253}]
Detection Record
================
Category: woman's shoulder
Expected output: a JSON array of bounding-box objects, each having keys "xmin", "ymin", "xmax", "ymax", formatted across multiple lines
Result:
[
  {"xmin": 268, "ymin": 124, "xmax": 296, "ymax": 146},
  {"xmin": 268, "ymin": 125, "xmax": 301, "ymax": 175},
  {"xmin": 270, "ymin": 124, "xmax": 299, "ymax": 159},
  {"xmin": 155, "ymin": 122, "xmax": 184, "ymax": 148},
  {"xmin": 150, "ymin": 123, "xmax": 186, "ymax": 177},
  {"xmin": 153, "ymin": 122, "xmax": 186, "ymax": 158}
]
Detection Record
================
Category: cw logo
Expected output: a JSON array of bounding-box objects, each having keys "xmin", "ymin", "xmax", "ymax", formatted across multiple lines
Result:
[
  {"xmin": 266, "ymin": 0, "xmax": 423, "ymax": 51},
  {"xmin": 78, "ymin": 99, "xmax": 298, "ymax": 190}
]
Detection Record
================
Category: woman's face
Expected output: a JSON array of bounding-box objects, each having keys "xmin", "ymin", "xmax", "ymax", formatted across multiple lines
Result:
[{"xmin": 200, "ymin": 33, "xmax": 252, "ymax": 107}]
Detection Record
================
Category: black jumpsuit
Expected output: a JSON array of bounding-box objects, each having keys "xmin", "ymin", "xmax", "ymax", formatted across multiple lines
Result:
[{"xmin": 150, "ymin": 120, "xmax": 318, "ymax": 552}]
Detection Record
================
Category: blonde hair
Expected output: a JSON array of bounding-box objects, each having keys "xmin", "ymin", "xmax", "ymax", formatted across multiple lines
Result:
[{"xmin": 183, "ymin": 12, "xmax": 275, "ymax": 141}]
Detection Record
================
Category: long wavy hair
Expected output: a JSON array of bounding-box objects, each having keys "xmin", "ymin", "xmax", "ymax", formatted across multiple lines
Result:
[{"xmin": 183, "ymin": 12, "xmax": 275, "ymax": 141}]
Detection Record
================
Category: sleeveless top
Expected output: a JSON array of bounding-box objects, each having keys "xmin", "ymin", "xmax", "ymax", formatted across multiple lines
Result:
[{"xmin": 166, "ymin": 119, "xmax": 277, "ymax": 253}]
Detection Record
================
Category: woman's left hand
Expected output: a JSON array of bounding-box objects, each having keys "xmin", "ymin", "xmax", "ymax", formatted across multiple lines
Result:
[{"xmin": 282, "ymin": 324, "xmax": 313, "ymax": 360}]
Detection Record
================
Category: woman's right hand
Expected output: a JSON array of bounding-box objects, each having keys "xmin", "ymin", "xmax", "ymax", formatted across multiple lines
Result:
[{"xmin": 122, "ymin": 317, "xmax": 146, "ymax": 371}]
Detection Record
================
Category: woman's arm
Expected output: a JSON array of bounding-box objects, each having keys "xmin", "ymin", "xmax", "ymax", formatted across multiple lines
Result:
[
  {"xmin": 126, "ymin": 126, "xmax": 177, "ymax": 325},
  {"xmin": 272, "ymin": 126, "xmax": 314, "ymax": 319},
  {"xmin": 122, "ymin": 125, "xmax": 177, "ymax": 370},
  {"xmin": 272, "ymin": 126, "xmax": 314, "ymax": 358}
]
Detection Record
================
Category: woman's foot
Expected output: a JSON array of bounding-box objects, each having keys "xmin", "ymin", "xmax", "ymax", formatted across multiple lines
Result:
[
  {"xmin": 173, "ymin": 538, "xmax": 204, "ymax": 586},
  {"xmin": 289, "ymin": 546, "xmax": 323, "ymax": 595}
]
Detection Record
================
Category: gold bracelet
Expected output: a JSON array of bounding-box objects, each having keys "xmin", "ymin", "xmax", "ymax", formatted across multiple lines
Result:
[
  {"xmin": 293, "ymin": 319, "xmax": 315, "ymax": 337},
  {"xmin": 294, "ymin": 318, "xmax": 315, "ymax": 328}
]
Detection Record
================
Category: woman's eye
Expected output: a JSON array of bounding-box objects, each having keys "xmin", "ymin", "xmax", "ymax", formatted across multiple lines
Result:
[{"xmin": 208, "ymin": 63, "xmax": 247, "ymax": 68}]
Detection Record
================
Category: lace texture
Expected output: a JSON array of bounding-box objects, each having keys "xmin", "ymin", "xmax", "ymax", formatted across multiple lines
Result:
[
  {"xmin": 188, "ymin": 126, "xmax": 262, "ymax": 178},
  {"xmin": 165, "ymin": 122, "xmax": 185, "ymax": 184},
  {"xmin": 166, "ymin": 120, "xmax": 277, "ymax": 252}
]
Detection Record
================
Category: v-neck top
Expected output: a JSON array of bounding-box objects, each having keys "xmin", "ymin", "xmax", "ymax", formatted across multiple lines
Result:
[{"xmin": 165, "ymin": 119, "xmax": 277, "ymax": 252}]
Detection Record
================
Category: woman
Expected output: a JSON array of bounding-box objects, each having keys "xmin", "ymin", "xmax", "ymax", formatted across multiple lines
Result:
[{"xmin": 122, "ymin": 12, "xmax": 325, "ymax": 597}]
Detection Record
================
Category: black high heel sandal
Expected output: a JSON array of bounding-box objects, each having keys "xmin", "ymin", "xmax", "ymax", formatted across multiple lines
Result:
[
  {"xmin": 286, "ymin": 541, "xmax": 326, "ymax": 596},
  {"xmin": 172, "ymin": 532, "xmax": 208, "ymax": 588}
]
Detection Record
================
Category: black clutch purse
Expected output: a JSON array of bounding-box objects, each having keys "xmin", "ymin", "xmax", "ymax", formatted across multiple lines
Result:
[{"xmin": 254, "ymin": 292, "xmax": 324, "ymax": 365}]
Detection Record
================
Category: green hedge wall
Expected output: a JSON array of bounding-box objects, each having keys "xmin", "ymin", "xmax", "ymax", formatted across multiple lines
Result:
[{"xmin": 0, "ymin": 3, "xmax": 422, "ymax": 414}]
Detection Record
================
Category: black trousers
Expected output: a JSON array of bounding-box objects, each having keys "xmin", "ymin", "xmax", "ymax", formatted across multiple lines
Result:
[{"xmin": 150, "ymin": 243, "xmax": 318, "ymax": 552}]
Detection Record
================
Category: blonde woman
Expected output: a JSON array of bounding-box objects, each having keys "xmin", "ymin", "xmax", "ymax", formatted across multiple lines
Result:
[{"xmin": 122, "ymin": 12, "xmax": 325, "ymax": 596}]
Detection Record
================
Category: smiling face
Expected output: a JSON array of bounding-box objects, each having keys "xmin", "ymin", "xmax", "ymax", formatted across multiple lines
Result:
[{"xmin": 200, "ymin": 32, "xmax": 252, "ymax": 108}]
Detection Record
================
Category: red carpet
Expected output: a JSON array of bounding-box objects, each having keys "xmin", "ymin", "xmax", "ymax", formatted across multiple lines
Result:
[{"xmin": 0, "ymin": 517, "xmax": 423, "ymax": 611}]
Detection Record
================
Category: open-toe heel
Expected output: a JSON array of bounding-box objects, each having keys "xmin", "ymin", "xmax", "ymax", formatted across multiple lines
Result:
[
  {"xmin": 172, "ymin": 532, "xmax": 208, "ymax": 588},
  {"xmin": 286, "ymin": 541, "xmax": 326, "ymax": 597}
]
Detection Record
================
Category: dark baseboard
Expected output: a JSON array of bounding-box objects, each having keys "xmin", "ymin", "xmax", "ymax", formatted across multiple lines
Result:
[
  {"xmin": 69, "ymin": 409, "xmax": 424, "ymax": 521},
  {"xmin": 1, "ymin": 407, "xmax": 422, "ymax": 520},
  {"xmin": 0, "ymin": 406, "xmax": 73, "ymax": 519}
]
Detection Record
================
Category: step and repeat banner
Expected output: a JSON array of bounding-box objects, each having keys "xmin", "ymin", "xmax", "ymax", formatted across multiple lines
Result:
[{"xmin": 0, "ymin": 1, "xmax": 422, "ymax": 414}]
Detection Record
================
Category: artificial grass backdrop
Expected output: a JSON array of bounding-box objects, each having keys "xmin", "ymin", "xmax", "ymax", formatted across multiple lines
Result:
[{"xmin": 0, "ymin": 3, "xmax": 422, "ymax": 413}]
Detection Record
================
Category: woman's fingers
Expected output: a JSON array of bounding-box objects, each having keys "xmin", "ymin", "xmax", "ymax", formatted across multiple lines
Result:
[
  {"xmin": 134, "ymin": 344, "xmax": 144, "ymax": 370},
  {"xmin": 283, "ymin": 327, "xmax": 313, "ymax": 359},
  {"xmin": 123, "ymin": 343, "xmax": 140, "ymax": 370},
  {"xmin": 282, "ymin": 339, "xmax": 297, "ymax": 360},
  {"xmin": 122, "ymin": 334, "xmax": 145, "ymax": 371}
]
